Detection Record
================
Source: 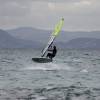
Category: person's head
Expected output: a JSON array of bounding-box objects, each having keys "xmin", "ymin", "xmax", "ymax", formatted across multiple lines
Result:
[{"xmin": 53, "ymin": 46, "xmax": 56, "ymax": 49}]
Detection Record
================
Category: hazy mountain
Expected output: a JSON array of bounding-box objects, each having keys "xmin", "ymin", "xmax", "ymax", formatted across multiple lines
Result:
[
  {"xmin": 7, "ymin": 27, "xmax": 100, "ymax": 43},
  {"xmin": 0, "ymin": 29, "xmax": 42, "ymax": 48},
  {"xmin": 7, "ymin": 27, "xmax": 51, "ymax": 44},
  {"xmin": 57, "ymin": 38, "xmax": 100, "ymax": 49},
  {"xmin": 1, "ymin": 27, "xmax": 100, "ymax": 49}
]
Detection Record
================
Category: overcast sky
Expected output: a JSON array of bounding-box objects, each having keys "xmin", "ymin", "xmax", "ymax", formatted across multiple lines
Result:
[{"xmin": 0, "ymin": 0, "xmax": 100, "ymax": 31}]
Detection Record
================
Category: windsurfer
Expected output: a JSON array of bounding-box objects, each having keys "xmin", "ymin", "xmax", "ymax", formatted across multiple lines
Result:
[{"xmin": 46, "ymin": 45, "xmax": 57, "ymax": 60}]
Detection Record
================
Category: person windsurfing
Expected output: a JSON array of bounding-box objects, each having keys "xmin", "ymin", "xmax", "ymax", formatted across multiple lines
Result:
[
  {"xmin": 46, "ymin": 45, "xmax": 57, "ymax": 60},
  {"xmin": 41, "ymin": 18, "xmax": 64, "ymax": 58}
]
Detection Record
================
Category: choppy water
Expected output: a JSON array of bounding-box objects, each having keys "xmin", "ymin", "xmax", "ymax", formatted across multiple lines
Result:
[{"xmin": 0, "ymin": 49, "xmax": 100, "ymax": 100}]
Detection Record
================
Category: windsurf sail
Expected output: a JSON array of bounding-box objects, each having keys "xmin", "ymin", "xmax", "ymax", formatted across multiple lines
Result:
[{"xmin": 41, "ymin": 18, "xmax": 64, "ymax": 57}]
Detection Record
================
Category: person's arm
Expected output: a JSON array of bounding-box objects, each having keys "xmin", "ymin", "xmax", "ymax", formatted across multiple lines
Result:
[
  {"xmin": 48, "ymin": 49, "xmax": 53, "ymax": 51},
  {"xmin": 48, "ymin": 46, "xmax": 53, "ymax": 51}
]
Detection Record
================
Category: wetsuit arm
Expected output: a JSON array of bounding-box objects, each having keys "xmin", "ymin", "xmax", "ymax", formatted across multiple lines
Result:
[{"xmin": 48, "ymin": 49, "xmax": 53, "ymax": 52}]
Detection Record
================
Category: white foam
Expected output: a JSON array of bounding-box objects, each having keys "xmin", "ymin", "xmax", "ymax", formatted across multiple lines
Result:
[
  {"xmin": 80, "ymin": 69, "xmax": 88, "ymax": 73},
  {"xmin": 23, "ymin": 62, "xmax": 72, "ymax": 71}
]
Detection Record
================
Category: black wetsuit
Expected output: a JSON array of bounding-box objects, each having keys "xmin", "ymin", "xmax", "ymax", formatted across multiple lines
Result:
[{"xmin": 46, "ymin": 46, "xmax": 57, "ymax": 60}]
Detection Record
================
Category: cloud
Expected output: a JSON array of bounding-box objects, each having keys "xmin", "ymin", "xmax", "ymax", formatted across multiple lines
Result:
[
  {"xmin": 0, "ymin": 0, "xmax": 100, "ymax": 31},
  {"xmin": 0, "ymin": 0, "xmax": 31, "ymax": 16}
]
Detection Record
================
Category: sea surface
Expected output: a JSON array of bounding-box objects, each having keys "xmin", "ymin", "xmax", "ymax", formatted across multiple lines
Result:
[{"xmin": 0, "ymin": 49, "xmax": 100, "ymax": 100}]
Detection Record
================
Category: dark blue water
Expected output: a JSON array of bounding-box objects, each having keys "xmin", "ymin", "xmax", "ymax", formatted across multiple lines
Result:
[{"xmin": 0, "ymin": 49, "xmax": 100, "ymax": 100}]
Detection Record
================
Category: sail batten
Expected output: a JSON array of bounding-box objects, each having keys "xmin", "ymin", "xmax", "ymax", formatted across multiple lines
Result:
[{"xmin": 41, "ymin": 18, "xmax": 64, "ymax": 57}]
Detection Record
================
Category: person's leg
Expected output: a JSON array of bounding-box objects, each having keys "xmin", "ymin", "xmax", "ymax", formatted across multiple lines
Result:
[
  {"xmin": 47, "ymin": 53, "xmax": 53, "ymax": 60},
  {"xmin": 50, "ymin": 54, "xmax": 55, "ymax": 60},
  {"xmin": 46, "ymin": 53, "xmax": 52, "ymax": 58},
  {"xmin": 49, "ymin": 55, "xmax": 53, "ymax": 60}
]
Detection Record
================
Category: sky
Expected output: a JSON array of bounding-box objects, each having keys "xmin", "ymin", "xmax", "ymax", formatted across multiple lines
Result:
[{"xmin": 0, "ymin": 0, "xmax": 100, "ymax": 31}]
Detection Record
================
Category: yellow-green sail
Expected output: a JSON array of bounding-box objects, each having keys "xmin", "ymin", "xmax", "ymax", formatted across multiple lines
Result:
[
  {"xmin": 52, "ymin": 18, "xmax": 64, "ymax": 36},
  {"xmin": 41, "ymin": 18, "xmax": 64, "ymax": 57}
]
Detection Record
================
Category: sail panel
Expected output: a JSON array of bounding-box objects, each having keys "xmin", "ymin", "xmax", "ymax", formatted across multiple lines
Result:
[{"xmin": 52, "ymin": 18, "xmax": 64, "ymax": 36}]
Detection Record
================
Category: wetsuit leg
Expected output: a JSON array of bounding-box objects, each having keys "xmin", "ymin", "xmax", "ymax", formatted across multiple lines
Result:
[{"xmin": 47, "ymin": 53, "xmax": 53, "ymax": 59}]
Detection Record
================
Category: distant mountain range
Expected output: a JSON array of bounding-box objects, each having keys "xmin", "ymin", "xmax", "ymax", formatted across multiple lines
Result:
[
  {"xmin": 56, "ymin": 38, "xmax": 100, "ymax": 49},
  {"xmin": 7, "ymin": 27, "xmax": 100, "ymax": 43},
  {"xmin": 0, "ymin": 29, "xmax": 42, "ymax": 48},
  {"xmin": 0, "ymin": 27, "xmax": 100, "ymax": 49},
  {"xmin": 7, "ymin": 27, "xmax": 51, "ymax": 44}
]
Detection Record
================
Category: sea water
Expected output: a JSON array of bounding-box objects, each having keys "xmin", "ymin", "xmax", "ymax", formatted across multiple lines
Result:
[{"xmin": 0, "ymin": 49, "xmax": 100, "ymax": 100}]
